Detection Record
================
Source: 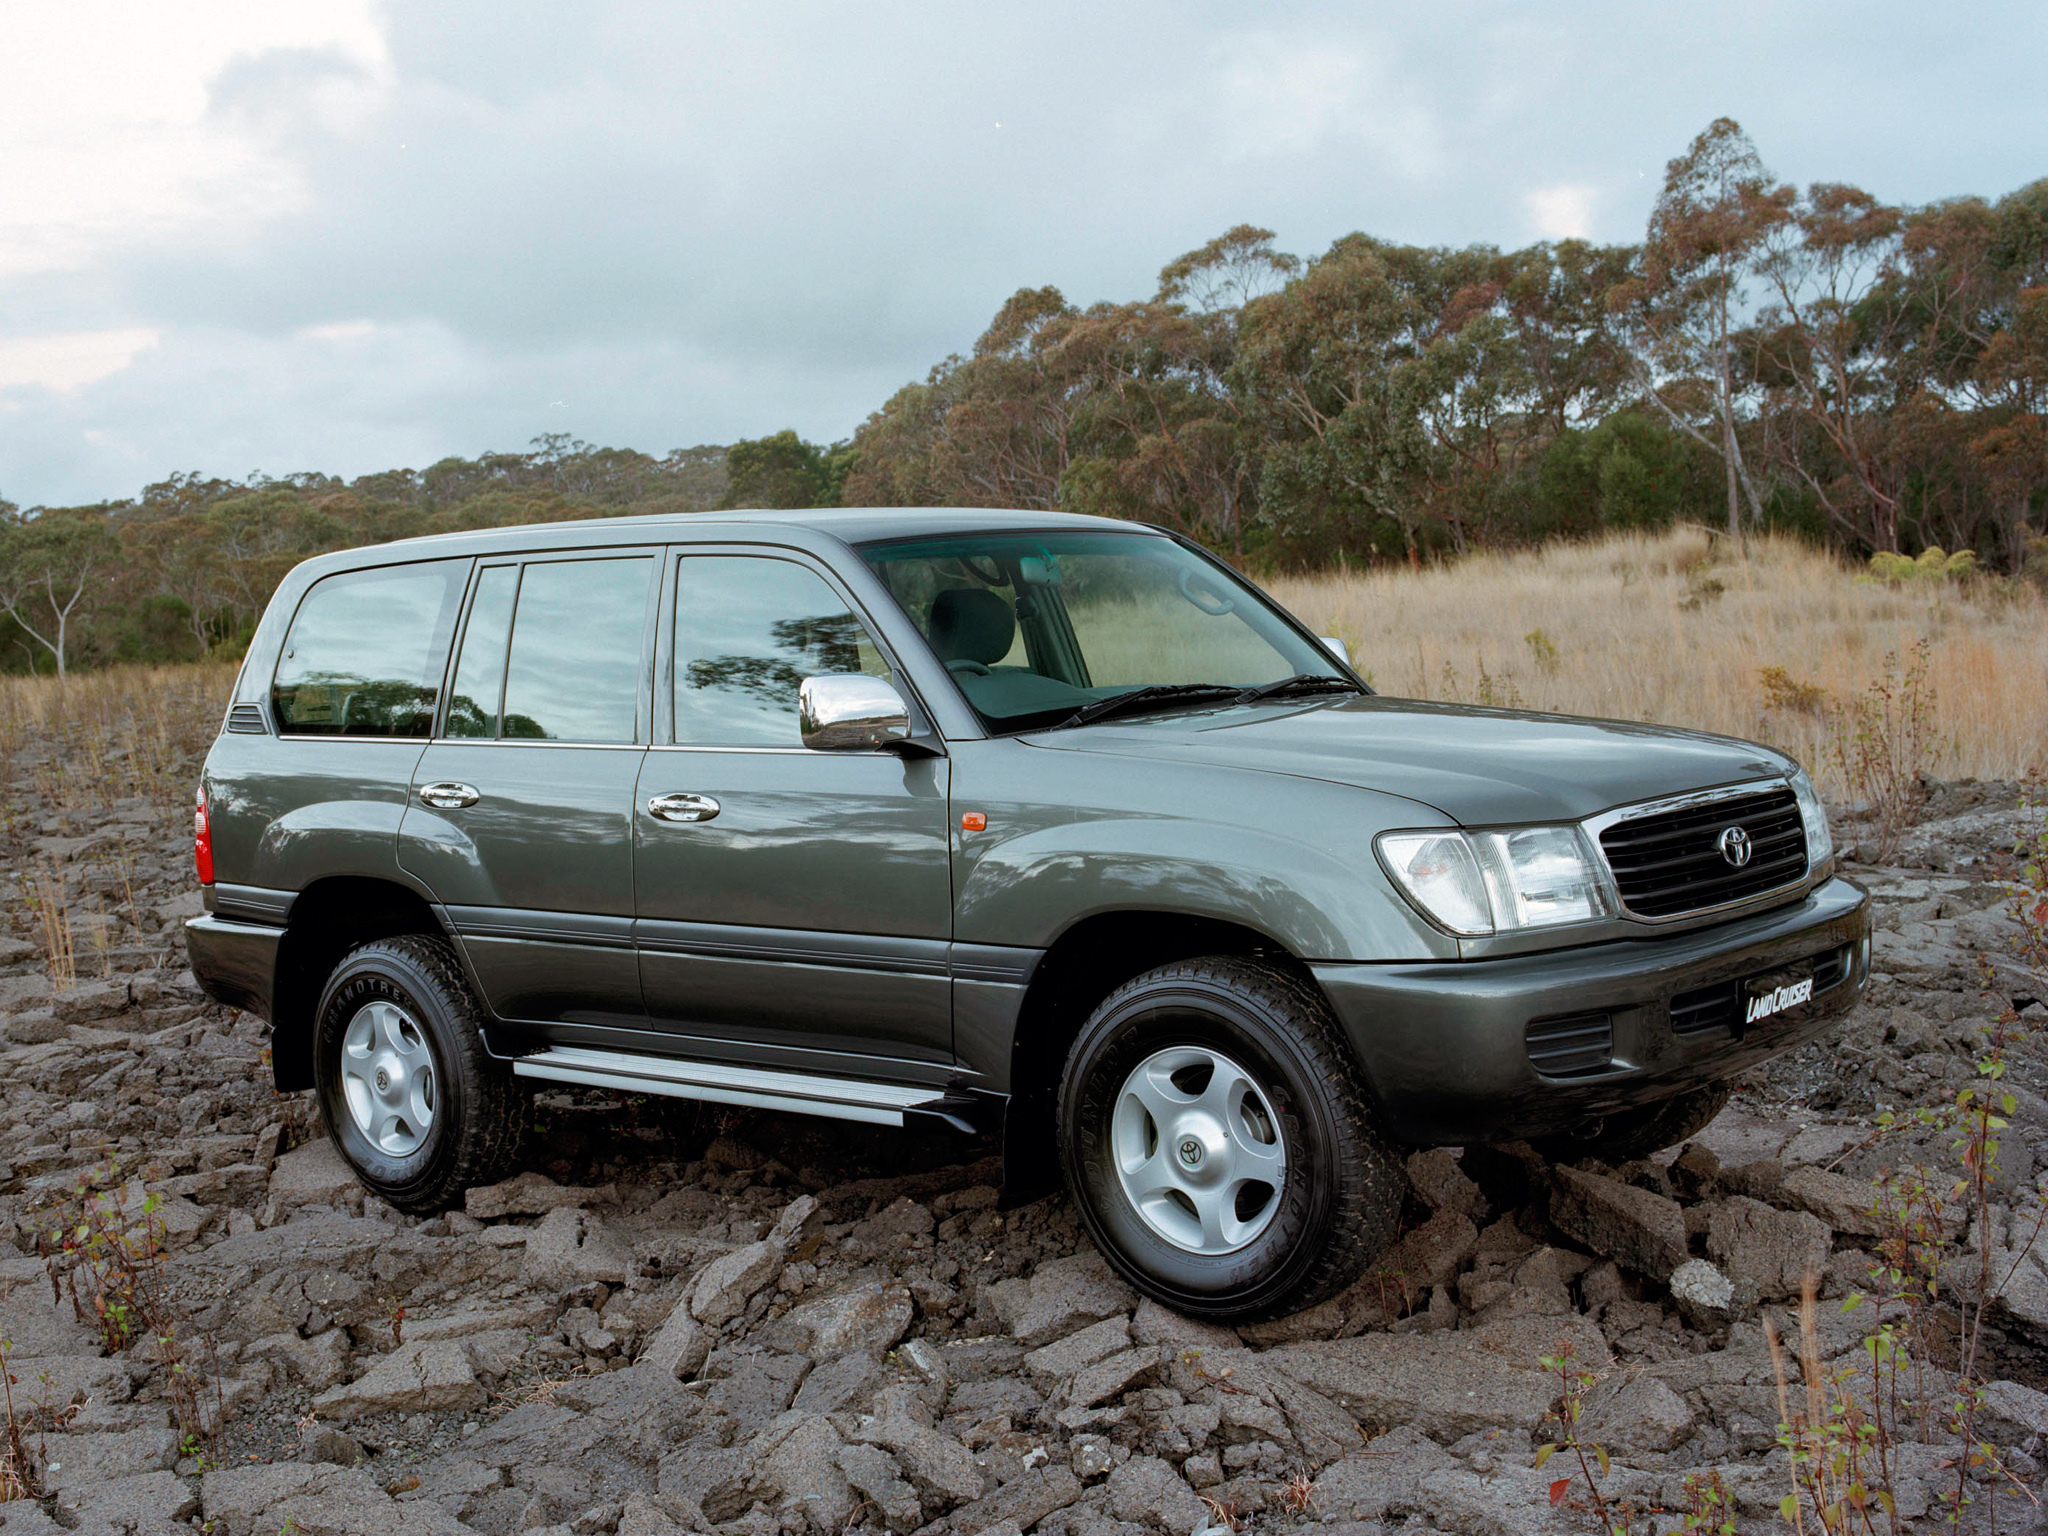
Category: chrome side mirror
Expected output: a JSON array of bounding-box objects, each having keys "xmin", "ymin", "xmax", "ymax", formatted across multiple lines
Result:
[
  {"xmin": 799, "ymin": 674, "xmax": 912, "ymax": 751},
  {"xmin": 1319, "ymin": 636, "xmax": 1351, "ymax": 666}
]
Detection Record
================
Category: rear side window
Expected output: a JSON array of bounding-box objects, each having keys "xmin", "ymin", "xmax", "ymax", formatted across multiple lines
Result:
[
  {"xmin": 272, "ymin": 562, "xmax": 466, "ymax": 737},
  {"xmin": 498, "ymin": 557, "xmax": 652, "ymax": 742}
]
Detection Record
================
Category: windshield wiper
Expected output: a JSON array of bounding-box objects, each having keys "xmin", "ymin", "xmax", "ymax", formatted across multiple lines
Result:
[
  {"xmin": 1235, "ymin": 673, "xmax": 1368, "ymax": 704},
  {"xmin": 1049, "ymin": 684, "xmax": 1245, "ymax": 731}
]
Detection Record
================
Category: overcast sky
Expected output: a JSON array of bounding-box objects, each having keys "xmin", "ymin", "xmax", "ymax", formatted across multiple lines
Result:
[{"xmin": 2, "ymin": 1, "xmax": 2043, "ymax": 508}]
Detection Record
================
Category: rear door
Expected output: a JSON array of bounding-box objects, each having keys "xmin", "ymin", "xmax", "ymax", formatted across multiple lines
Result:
[
  {"xmin": 399, "ymin": 551, "xmax": 658, "ymax": 1029},
  {"xmin": 633, "ymin": 546, "xmax": 955, "ymax": 1074}
]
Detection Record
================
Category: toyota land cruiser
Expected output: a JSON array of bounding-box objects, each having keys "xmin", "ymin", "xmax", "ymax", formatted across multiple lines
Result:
[{"xmin": 186, "ymin": 509, "xmax": 1869, "ymax": 1319}]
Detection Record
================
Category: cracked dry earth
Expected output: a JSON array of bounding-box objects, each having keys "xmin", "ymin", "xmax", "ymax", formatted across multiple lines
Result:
[{"xmin": 4, "ymin": 735, "xmax": 2048, "ymax": 1536}]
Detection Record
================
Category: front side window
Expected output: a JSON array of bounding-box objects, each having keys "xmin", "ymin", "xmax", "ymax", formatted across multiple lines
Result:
[
  {"xmin": 673, "ymin": 555, "xmax": 893, "ymax": 746},
  {"xmin": 272, "ymin": 561, "xmax": 466, "ymax": 736},
  {"xmin": 496, "ymin": 557, "xmax": 652, "ymax": 742},
  {"xmin": 860, "ymin": 531, "xmax": 1337, "ymax": 731}
]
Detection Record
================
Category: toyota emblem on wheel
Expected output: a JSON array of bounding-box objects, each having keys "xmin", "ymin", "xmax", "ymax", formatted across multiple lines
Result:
[
  {"xmin": 1179, "ymin": 1138, "xmax": 1204, "ymax": 1167},
  {"xmin": 1717, "ymin": 825, "xmax": 1753, "ymax": 867}
]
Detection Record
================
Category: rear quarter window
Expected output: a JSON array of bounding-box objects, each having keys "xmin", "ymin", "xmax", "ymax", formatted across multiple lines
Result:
[{"xmin": 272, "ymin": 561, "xmax": 468, "ymax": 736}]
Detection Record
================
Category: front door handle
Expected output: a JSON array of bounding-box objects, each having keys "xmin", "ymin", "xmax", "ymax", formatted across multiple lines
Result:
[
  {"xmin": 418, "ymin": 781, "xmax": 480, "ymax": 810},
  {"xmin": 647, "ymin": 792, "xmax": 720, "ymax": 823}
]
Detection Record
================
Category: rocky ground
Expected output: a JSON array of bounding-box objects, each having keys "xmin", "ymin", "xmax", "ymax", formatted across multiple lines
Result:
[{"xmin": 2, "ymin": 720, "xmax": 2046, "ymax": 1535}]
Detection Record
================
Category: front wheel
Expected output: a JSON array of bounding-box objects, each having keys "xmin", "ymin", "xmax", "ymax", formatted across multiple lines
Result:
[
  {"xmin": 1057, "ymin": 958, "xmax": 1404, "ymax": 1322},
  {"xmin": 313, "ymin": 934, "xmax": 527, "ymax": 1212}
]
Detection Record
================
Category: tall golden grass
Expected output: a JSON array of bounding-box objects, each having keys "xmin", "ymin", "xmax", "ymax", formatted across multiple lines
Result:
[
  {"xmin": 1268, "ymin": 530, "xmax": 2048, "ymax": 795},
  {"xmin": 0, "ymin": 660, "xmax": 238, "ymax": 810}
]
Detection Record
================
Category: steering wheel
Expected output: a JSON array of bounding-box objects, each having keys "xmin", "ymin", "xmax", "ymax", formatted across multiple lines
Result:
[
  {"xmin": 946, "ymin": 659, "xmax": 993, "ymax": 677},
  {"xmin": 1179, "ymin": 566, "xmax": 1237, "ymax": 616}
]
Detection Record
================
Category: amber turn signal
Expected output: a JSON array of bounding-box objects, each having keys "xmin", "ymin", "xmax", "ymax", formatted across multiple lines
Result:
[{"xmin": 960, "ymin": 811, "xmax": 988, "ymax": 832}]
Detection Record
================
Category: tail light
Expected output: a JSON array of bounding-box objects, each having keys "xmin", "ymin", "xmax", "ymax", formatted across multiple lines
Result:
[{"xmin": 194, "ymin": 783, "xmax": 215, "ymax": 886}]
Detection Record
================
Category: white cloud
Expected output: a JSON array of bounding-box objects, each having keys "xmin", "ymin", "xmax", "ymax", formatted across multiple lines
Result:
[
  {"xmin": 297, "ymin": 320, "xmax": 380, "ymax": 343},
  {"xmin": 0, "ymin": 1, "xmax": 391, "ymax": 279},
  {"xmin": 0, "ymin": 328, "xmax": 161, "ymax": 392},
  {"xmin": 1212, "ymin": 31, "xmax": 1441, "ymax": 179},
  {"xmin": 1525, "ymin": 183, "xmax": 1598, "ymax": 240}
]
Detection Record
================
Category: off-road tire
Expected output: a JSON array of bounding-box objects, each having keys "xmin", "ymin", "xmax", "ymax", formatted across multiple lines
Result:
[
  {"xmin": 1057, "ymin": 957, "xmax": 1405, "ymax": 1322},
  {"xmin": 1537, "ymin": 1079, "xmax": 1735, "ymax": 1166},
  {"xmin": 313, "ymin": 934, "xmax": 526, "ymax": 1213}
]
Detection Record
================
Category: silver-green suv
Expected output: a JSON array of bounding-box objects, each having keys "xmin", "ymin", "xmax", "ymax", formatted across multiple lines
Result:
[{"xmin": 186, "ymin": 509, "xmax": 1869, "ymax": 1319}]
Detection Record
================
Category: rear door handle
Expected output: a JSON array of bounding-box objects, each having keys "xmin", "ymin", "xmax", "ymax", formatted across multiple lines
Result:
[
  {"xmin": 647, "ymin": 792, "xmax": 720, "ymax": 823},
  {"xmin": 419, "ymin": 781, "xmax": 480, "ymax": 810}
]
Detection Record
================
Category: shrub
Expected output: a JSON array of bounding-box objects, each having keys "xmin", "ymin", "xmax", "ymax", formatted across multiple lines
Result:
[
  {"xmin": 1861, "ymin": 547, "xmax": 1976, "ymax": 585},
  {"xmin": 1824, "ymin": 641, "xmax": 1949, "ymax": 860}
]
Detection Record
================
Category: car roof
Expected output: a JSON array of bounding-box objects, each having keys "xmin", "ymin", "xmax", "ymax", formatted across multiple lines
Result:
[{"xmin": 312, "ymin": 506, "xmax": 1150, "ymax": 568}]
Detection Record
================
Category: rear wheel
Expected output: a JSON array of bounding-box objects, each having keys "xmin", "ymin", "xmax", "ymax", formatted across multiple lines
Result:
[
  {"xmin": 1536, "ymin": 1080, "xmax": 1734, "ymax": 1165},
  {"xmin": 314, "ymin": 934, "xmax": 526, "ymax": 1212},
  {"xmin": 1057, "ymin": 957, "xmax": 1404, "ymax": 1322}
]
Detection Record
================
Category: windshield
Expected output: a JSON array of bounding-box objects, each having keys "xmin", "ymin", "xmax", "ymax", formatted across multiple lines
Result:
[{"xmin": 858, "ymin": 529, "xmax": 1351, "ymax": 732}]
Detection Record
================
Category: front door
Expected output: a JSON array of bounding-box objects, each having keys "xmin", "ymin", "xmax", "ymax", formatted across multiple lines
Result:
[
  {"xmin": 634, "ymin": 549, "xmax": 954, "ymax": 1075},
  {"xmin": 399, "ymin": 552, "xmax": 658, "ymax": 1028}
]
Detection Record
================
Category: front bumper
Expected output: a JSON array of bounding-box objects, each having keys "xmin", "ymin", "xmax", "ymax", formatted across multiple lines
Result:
[
  {"xmin": 184, "ymin": 911, "xmax": 282, "ymax": 1021},
  {"xmin": 1314, "ymin": 875, "xmax": 1870, "ymax": 1146}
]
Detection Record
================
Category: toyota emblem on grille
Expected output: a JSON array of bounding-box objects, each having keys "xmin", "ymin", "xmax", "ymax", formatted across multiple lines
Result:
[{"xmin": 1717, "ymin": 826, "xmax": 1753, "ymax": 868}]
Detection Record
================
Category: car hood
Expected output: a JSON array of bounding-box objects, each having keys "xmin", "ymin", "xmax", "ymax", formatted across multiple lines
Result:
[{"xmin": 1021, "ymin": 695, "xmax": 1796, "ymax": 826}]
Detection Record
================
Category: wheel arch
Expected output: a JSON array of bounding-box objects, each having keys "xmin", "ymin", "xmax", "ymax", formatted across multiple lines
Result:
[
  {"xmin": 1000, "ymin": 907, "xmax": 1339, "ymax": 1205},
  {"xmin": 270, "ymin": 875, "xmax": 456, "ymax": 1093}
]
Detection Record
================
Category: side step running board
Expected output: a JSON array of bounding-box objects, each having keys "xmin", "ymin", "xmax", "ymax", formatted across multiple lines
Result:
[{"xmin": 510, "ymin": 1045, "xmax": 951, "ymax": 1128}]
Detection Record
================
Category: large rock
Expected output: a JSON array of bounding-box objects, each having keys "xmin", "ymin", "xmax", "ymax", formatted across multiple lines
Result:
[
  {"xmin": 268, "ymin": 1138, "xmax": 358, "ymax": 1206},
  {"xmin": 1549, "ymin": 1165, "xmax": 1688, "ymax": 1281},
  {"xmin": 310, "ymin": 1338, "xmax": 483, "ymax": 1420},
  {"xmin": 1309, "ymin": 1426, "xmax": 1456, "ymax": 1521},
  {"xmin": 765, "ymin": 1280, "xmax": 913, "ymax": 1357},
  {"xmin": 837, "ymin": 1441, "xmax": 923, "ymax": 1533},
  {"xmin": 1405, "ymin": 1148, "xmax": 1488, "ymax": 1220},
  {"xmin": 642, "ymin": 1297, "xmax": 711, "ymax": 1380},
  {"xmin": 756, "ymin": 1412, "xmax": 856, "ymax": 1532},
  {"xmin": 948, "ymin": 1467, "xmax": 1083, "ymax": 1536},
  {"xmin": 1774, "ymin": 1165, "xmax": 1883, "ymax": 1237},
  {"xmin": 1583, "ymin": 1374, "xmax": 1695, "ymax": 1452},
  {"xmin": 1266, "ymin": 1331, "xmax": 1560, "ymax": 1440},
  {"xmin": 202, "ymin": 1461, "xmax": 472, "ymax": 1535},
  {"xmin": 1023, "ymin": 1316, "xmax": 1130, "ymax": 1380},
  {"xmin": 986, "ymin": 1251, "xmax": 1135, "ymax": 1347},
  {"xmin": 525, "ymin": 1206, "xmax": 634, "ymax": 1289},
  {"xmin": 1062, "ymin": 1345, "xmax": 1161, "ymax": 1409},
  {"xmin": 1105, "ymin": 1455, "xmax": 1207, "ymax": 1536},
  {"xmin": 1706, "ymin": 1196, "xmax": 1833, "ymax": 1306},
  {"xmin": 691, "ymin": 1239, "xmax": 785, "ymax": 1325},
  {"xmin": 850, "ymin": 1386, "xmax": 985, "ymax": 1507},
  {"xmin": 464, "ymin": 1170, "xmax": 615, "ymax": 1220},
  {"xmin": 1668, "ymin": 1259, "xmax": 1736, "ymax": 1327}
]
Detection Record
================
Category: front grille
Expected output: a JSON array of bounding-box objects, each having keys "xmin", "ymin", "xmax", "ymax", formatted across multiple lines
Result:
[
  {"xmin": 1526, "ymin": 1012, "xmax": 1614, "ymax": 1078},
  {"xmin": 1669, "ymin": 981, "xmax": 1740, "ymax": 1039},
  {"xmin": 225, "ymin": 703, "xmax": 269, "ymax": 734},
  {"xmin": 1599, "ymin": 788, "xmax": 1807, "ymax": 919}
]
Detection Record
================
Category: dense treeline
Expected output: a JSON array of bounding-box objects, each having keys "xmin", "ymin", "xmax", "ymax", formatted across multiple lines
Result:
[{"xmin": 2, "ymin": 119, "xmax": 2043, "ymax": 675}]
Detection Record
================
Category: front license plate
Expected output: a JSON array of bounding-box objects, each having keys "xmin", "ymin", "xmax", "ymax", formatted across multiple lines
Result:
[{"xmin": 1744, "ymin": 969, "xmax": 1816, "ymax": 1026}]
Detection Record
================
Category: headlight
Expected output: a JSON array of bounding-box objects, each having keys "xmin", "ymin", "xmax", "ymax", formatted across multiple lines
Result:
[
  {"xmin": 1789, "ymin": 767, "xmax": 1834, "ymax": 875},
  {"xmin": 1378, "ymin": 825, "xmax": 1614, "ymax": 937}
]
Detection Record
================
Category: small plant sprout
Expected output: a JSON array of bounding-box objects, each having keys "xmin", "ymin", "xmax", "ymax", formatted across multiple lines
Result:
[{"xmin": 1534, "ymin": 1339, "xmax": 1633, "ymax": 1535}]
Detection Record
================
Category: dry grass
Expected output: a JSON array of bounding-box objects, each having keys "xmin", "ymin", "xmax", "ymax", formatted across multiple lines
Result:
[
  {"xmin": 0, "ymin": 661, "xmax": 237, "ymax": 810},
  {"xmin": 1268, "ymin": 530, "xmax": 2048, "ymax": 796}
]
